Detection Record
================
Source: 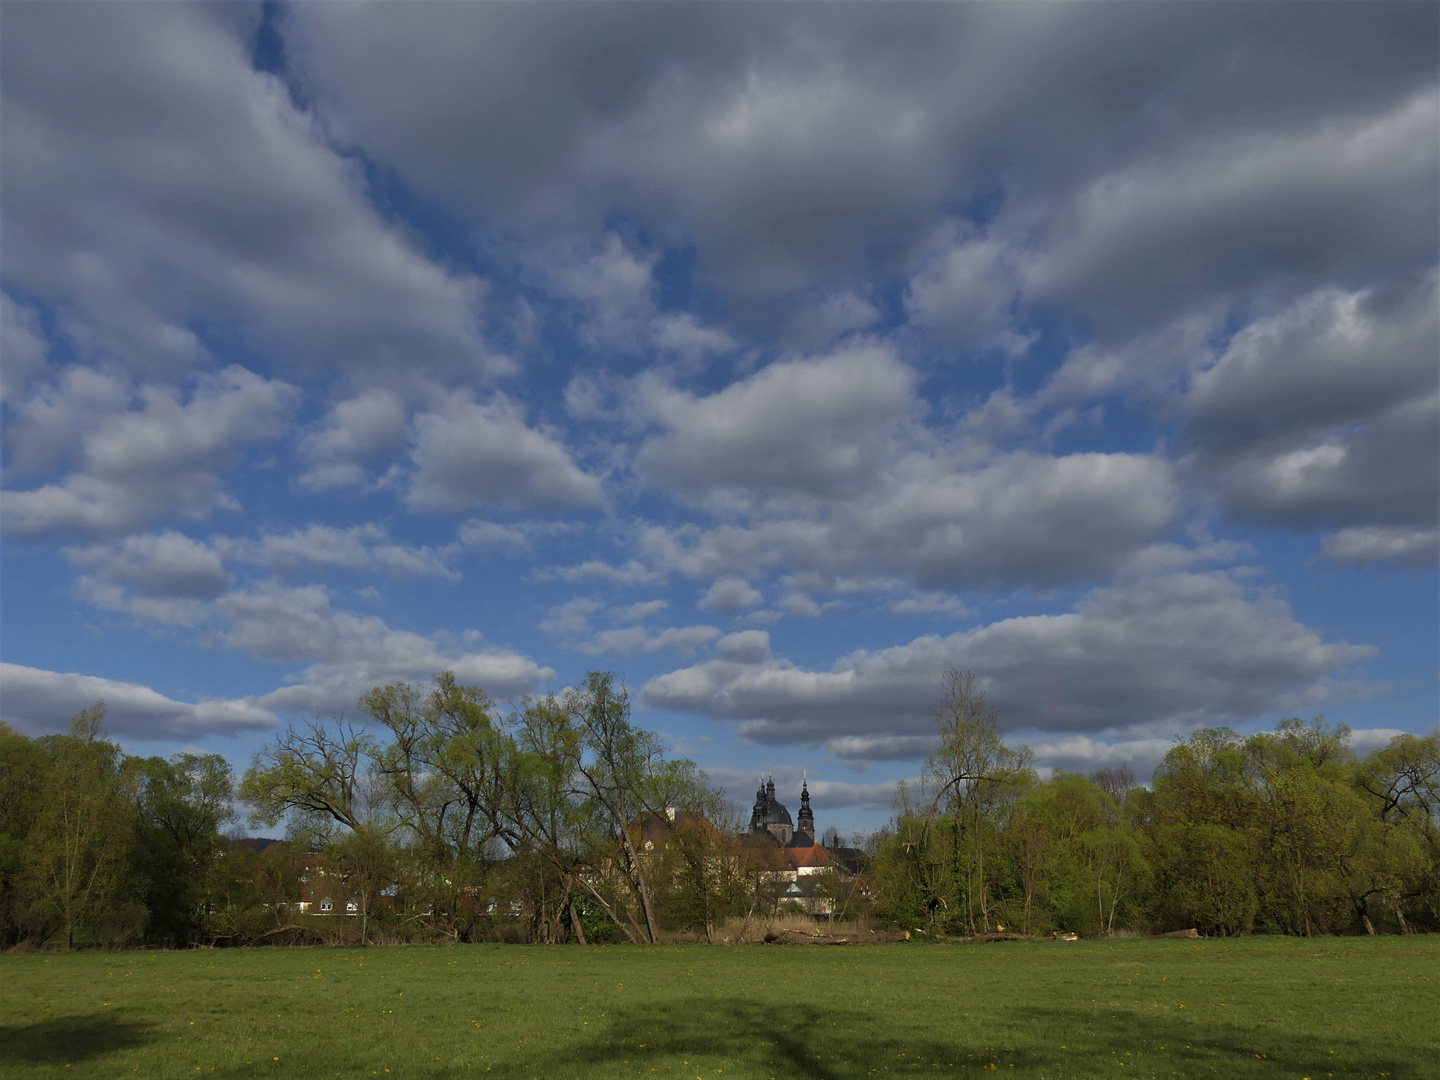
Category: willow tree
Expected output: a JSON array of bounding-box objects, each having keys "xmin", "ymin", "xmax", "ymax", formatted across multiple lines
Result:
[{"xmin": 923, "ymin": 669, "xmax": 1033, "ymax": 933}]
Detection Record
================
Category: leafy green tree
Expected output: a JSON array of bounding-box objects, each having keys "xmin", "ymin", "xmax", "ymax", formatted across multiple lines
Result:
[
  {"xmin": 130, "ymin": 753, "xmax": 234, "ymax": 946},
  {"xmin": 923, "ymin": 669, "xmax": 1033, "ymax": 933},
  {"xmin": 23, "ymin": 705, "xmax": 138, "ymax": 947},
  {"xmin": 0, "ymin": 721, "xmax": 48, "ymax": 948}
]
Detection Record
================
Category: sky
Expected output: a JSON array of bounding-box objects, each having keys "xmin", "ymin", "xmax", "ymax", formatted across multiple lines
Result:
[{"xmin": 1, "ymin": 1, "xmax": 1436, "ymax": 835}]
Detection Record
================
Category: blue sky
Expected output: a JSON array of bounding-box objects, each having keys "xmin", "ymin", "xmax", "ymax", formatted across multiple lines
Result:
[{"xmin": 2, "ymin": 1, "xmax": 1436, "ymax": 834}]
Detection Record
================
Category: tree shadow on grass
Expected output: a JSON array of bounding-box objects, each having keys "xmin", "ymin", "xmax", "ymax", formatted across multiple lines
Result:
[
  {"xmin": 1014, "ymin": 1003, "xmax": 1432, "ymax": 1079},
  {"xmin": 528, "ymin": 998, "xmax": 1042, "ymax": 1079},
  {"xmin": 0, "ymin": 1014, "xmax": 152, "ymax": 1067}
]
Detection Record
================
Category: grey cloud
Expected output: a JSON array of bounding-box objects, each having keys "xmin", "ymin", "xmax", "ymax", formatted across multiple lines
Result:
[
  {"xmin": 717, "ymin": 630, "xmax": 770, "ymax": 665},
  {"xmin": 66, "ymin": 532, "xmax": 231, "ymax": 629},
  {"xmin": 286, "ymin": 3, "xmax": 1434, "ymax": 307},
  {"xmin": 1201, "ymin": 393, "xmax": 1438, "ymax": 530},
  {"xmin": 633, "ymin": 342, "xmax": 916, "ymax": 502},
  {"xmin": 639, "ymin": 449, "xmax": 1177, "ymax": 592},
  {"xmin": 1184, "ymin": 276, "xmax": 1439, "ymax": 530},
  {"xmin": 1, "ymin": 293, "xmax": 47, "ymax": 405},
  {"xmin": 1025, "ymin": 89, "xmax": 1439, "ymax": 336},
  {"xmin": 405, "ymin": 393, "xmax": 605, "ymax": 513},
  {"xmin": 2, "ymin": 365, "xmax": 299, "ymax": 538},
  {"xmin": 0, "ymin": 662, "xmax": 276, "ymax": 739},
  {"xmin": 904, "ymin": 225, "xmax": 1030, "ymax": 354},
  {"xmin": 3, "ymin": 4, "xmax": 496, "ymax": 383},
  {"xmin": 642, "ymin": 555, "xmax": 1372, "ymax": 759}
]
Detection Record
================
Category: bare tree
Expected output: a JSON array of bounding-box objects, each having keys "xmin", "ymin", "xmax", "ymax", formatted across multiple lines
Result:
[{"xmin": 1089, "ymin": 763, "xmax": 1138, "ymax": 806}]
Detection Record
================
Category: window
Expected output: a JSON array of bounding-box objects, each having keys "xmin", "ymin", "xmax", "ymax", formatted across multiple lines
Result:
[
  {"xmin": 345, "ymin": 900, "xmax": 359, "ymax": 914},
  {"xmin": 320, "ymin": 898, "xmax": 333, "ymax": 913}
]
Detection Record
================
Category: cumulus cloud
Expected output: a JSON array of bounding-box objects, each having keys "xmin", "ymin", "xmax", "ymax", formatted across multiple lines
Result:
[
  {"xmin": 638, "ymin": 449, "xmax": 1177, "ymax": 591},
  {"xmin": 214, "ymin": 524, "xmax": 456, "ymax": 580},
  {"xmin": 211, "ymin": 582, "xmax": 551, "ymax": 712},
  {"xmin": 548, "ymin": 560, "xmax": 666, "ymax": 586},
  {"xmin": 633, "ymin": 342, "xmax": 916, "ymax": 502},
  {"xmin": 2, "ymin": 365, "xmax": 299, "ymax": 538},
  {"xmin": 700, "ymin": 577, "xmax": 763, "ymax": 613},
  {"xmin": 1184, "ymin": 276, "xmax": 1439, "ymax": 530},
  {"xmin": 67, "ymin": 531, "xmax": 231, "ymax": 627},
  {"xmin": 296, "ymin": 389, "xmax": 409, "ymax": 492},
  {"xmin": 405, "ymin": 393, "xmax": 604, "ymax": 513},
  {"xmin": 1027, "ymin": 89, "xmax": 1439, "ymax": 336},
  {"xmin": 2, "ymin": 2, "xmax": 496, "ymax": 380},
  {"xmin": 1, "ymin": 292, "xmax": 48, "ymax": 404},
  {"xmin": 904, "ymin": 225, "xmax": 1031, "ymax": 354},
  {"xmin": 574, "ymin": 624, "xmax": 720, "ymax": 659},
  {"xmin": 643, "ymin": 553, "xmax": 1373, "ymax": 759},
  {"xmin": 0, "ymin": 662, "xmax": 276, "ymax": 739},
  {"xmin": 1320, "ymin": 526, "xmax": 1439, "ymax": 570},
  {"xmin": 539, "ymin": 595, "xmax": 715, "ymax": 657},
  {"xmin": 286, "ymin": 3, "xmax": 1434, "ymax": 306}
]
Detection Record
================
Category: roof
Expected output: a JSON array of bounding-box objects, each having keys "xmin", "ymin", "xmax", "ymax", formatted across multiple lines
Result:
[{"xmin": 784, "ymin": 844, "xmax": 832, "ymax": 869}]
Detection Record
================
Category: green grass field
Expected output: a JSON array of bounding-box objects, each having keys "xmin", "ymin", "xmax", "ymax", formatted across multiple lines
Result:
[{"xmin": 2, "ymin": 938, "xmax": 1436, "ymax": 1080}]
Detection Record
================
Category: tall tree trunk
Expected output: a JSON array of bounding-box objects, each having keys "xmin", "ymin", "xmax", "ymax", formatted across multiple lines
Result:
[{"xmin": 569, "ymin": 896, "xmax": 588, "ymax": 945}]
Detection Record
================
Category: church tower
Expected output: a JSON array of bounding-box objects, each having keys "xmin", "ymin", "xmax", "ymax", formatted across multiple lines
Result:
[{"xmin": 796, "ymin": 773, "xmax": 815, "ymax": 843}]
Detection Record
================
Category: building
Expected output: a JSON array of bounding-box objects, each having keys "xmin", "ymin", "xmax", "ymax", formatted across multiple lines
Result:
[{"xmin": 749, "ymin": 773, "xmax": 816, "ymax": 846}]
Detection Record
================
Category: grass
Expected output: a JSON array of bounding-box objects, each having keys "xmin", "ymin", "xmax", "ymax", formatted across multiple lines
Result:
[{"xmin": 1, "ymin": 936, "xmax": 1436, "ymax": 1079}]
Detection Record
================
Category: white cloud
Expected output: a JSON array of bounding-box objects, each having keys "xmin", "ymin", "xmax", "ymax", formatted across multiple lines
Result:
[
  {"xmin": 643, "ymin": 553, "xmax": 1373, "ymax": 759},
  {"xmin": 405, "ymin": 392, "xmax": 605, "ymax": 513},
  {"xmin": 215, "ymin": 524, "xmax": 456, "ymax": 580},
  {"xmin": 549, "ymin": 559, "xmax": 666, "ymax": 586},
  {"xmin": 575, "ymin": 624, "xmax": 720, "ymax": 659},
  {"xmin": 2, "ymin": 365, "xmax": 299, "ymax": 538},
  {"xmin": 208, "ymin": 581, "xmax": 551, "ymax": 711},
  {"xmin": 539, "ymin": 597, "xmax": 604, "ymax": 639},
  {"xmin": 0, "ymin": 662, "xmax": 276, "ymax": 739},
  {"xmin": 1320, "ymin": 525, "xmax": 1439, "ymax": 570},
  {"xmin": 633, "ymin": 341, "xmax": 916, "ymax": 502},
  {"xmin": 886, "ymin": 592, "xmax": 969, "ymax": 617},
  {"xmin": 540, "ymin": 595, "xmax": 716, "ymax": 657},
  {"xmin": 296, "ymin": 389, "xmax": 409, "ymax": 492},
  {"xmin": 700, "ymin": 577, "xmax": 763, "ymax": 613},
  {"xmin": 616, "ymin": 599, "xmax": 669, "ymax": 622}
]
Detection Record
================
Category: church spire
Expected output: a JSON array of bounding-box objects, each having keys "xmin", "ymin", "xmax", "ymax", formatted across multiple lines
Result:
[{"xmin": 797, "ymin": 770, "xmax": 815, "ymax": 840}]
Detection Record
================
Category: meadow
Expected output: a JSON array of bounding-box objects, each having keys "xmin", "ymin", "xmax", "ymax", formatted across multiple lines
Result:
[{"xmin": 1, "ymin": 937, "xmax": 1436, "ymax": 1080}]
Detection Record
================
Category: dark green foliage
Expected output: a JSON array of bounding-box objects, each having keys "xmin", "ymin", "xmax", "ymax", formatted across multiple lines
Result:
[
  {"xmin": 870, "ymin": 681, "xmax": 1440, "ymax": 938},
  {"xmin": 3, "ymin": 669, "xmax": 1436, "ymax": 949}
]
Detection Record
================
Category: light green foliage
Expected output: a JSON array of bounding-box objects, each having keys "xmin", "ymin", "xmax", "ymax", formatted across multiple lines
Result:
[
  {"xmin": 22, "ymin": 706, "xmax": 138, "ymax": 948},
  {"xmin": 2, "ymin": 938, "xmax": 1437, "ymax": 1078}
]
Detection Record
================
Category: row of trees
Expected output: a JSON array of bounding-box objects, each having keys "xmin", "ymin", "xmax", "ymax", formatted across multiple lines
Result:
[
  {"xmin": 870, "ymin": 671, "xmax": 1440, "ymax": 938},
  {"xmin": 3, "ymin": 667, "xmax": 1435, "ymax": 948},
  {"xmin": 1, "ymin": 674, "xmax": 763, "ymax": 949}
]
